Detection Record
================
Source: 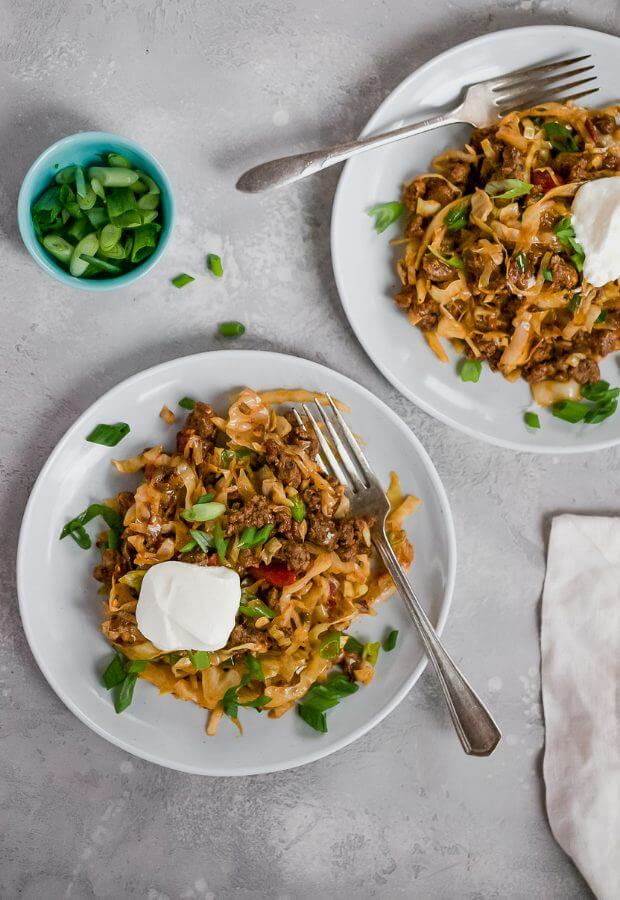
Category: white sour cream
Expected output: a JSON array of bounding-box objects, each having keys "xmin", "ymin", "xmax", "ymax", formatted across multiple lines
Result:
[
  {"xmin": 572, "ymin": 176, "xmax": 620, "ymax": 287},
  {"xmin": 136, "ymin": 561, "xmax": 240, "ymax": 652}
]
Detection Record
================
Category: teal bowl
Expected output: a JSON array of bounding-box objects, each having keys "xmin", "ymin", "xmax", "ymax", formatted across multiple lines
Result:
[{"xmin": 17, "ymin": 132, "xmax": 175, "ymax": 291}]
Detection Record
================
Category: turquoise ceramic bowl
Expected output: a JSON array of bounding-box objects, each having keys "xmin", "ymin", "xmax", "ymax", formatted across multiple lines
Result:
[{"xmin": 17, "ymin": 132, "xmax": 175, "ymax": 291}]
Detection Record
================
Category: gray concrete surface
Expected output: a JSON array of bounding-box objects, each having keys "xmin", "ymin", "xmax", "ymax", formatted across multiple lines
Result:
[{"xmin": 1, "ymin": 0, "xmax": 616, "ymax": 897}]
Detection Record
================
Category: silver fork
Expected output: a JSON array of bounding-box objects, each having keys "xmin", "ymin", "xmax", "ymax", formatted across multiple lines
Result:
[
  {"xmin": 237, "ymin": 54, "xmax": 597, "ymax": 193},
  {"xmin": 299, "ymin": 395, "xmax": 501, "ymax": 757}
]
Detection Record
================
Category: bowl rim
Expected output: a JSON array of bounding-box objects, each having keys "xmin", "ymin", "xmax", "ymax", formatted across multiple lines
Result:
[{"xmin": 17, "ymin": 130, "xmax": 176, "ymax": 292}]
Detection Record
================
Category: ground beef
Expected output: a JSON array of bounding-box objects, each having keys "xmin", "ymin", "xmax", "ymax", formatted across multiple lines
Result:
[
  {"xmin": 469, "ymin": 125, "xmax": 499, "ymax": 152},
  {"xmin": 421, "ymin": 254, "xmax": 455, "ymax": 282},
  {"xmin": 264, "ymin": 438, "xmax": 302, "ymax": 488},
  {"xmin": 573, "ymin": 358, "xmax": 600, "ymax": 384},
  {"xmin": 116, "ymin": 491, "xmax": 135, "ymax": 516},
  {"xmin": 522, "ymin": 361, "xmax": 561, "ymax": 384},
  {"xmin": 442, "ymin": 160, "xmax": 471, "ymax": 186},
  {"xmin": 236, "ymin": 547, "xmax": 263, "ymax": 568},
  {"xmin": 405, "ymin": 214, "xmax": 425, "ymax": 238},
  {"xmin": 529, "ymin": 341, "xmax": 554, "ymax": 365},
  {"xmin": 466, "ymin": 338, "xmax": 503, "ymax": 370},
  {"xmin": 226, "ymin": 496, "xmax": 275, "ymax": 535},
  {"xmin": 463, "ymin": 246, "xmax": 503, "ymax": 291},
  {"xmin": 402, "ymin": 178, "xmax": 423, "ymax": 212},
  {"xmin": 301, "ymin": 485, "xmax": 323, "ymax": 514},
  {"xmin": 552, "ymin": 151, "xmax": 595, "ymax": 182},
  {"xmin": 229, "ymin": 624, "xmax": 271, "ymax": 652},
  {"xmin": 307, "ymin": 513, "xmax": 338, "ymax": 548},
  {"xmin": 415, "ymin": 299, "xmax": 440, "ymax": 331},
  {"xmin": 276, "ymin": 540, "xmax": 311, "ymax": 570},
  {"xmin": 185, "ymin": 402, "xmax": 217, "ymax": 439},
  {"xmin": 549, "ymin": 254, "xmax": 579, "ymax": 289},
  {"xmin": 283, "ymin": 412, "xmax": 319, "ymax": 457},
  {"xmin": 603, "ymin": 147, "xmax": 620, "ymax": 171},
  {"xmin": 501, "ymin": 146, "xmax": 526, "ymax": 180},
  {"xmin": 523, "ymin": 354, "xmax": 600, "ymax": 385},
  {"xmin": 592, "ymin": 113, "xmax": 616, "ymax": 135},
  {"xmin": 93, "ymin": 548, "xmax": 126, "ymax": 586},
  {"xmin": 424, "ymin": 177, "xmax": 455, "ymax": 206},
  {"xmin": 335, "ymin": 516, "xmax": 373, "ymax": 561},
  {"xmin": 394, "ymin": 286, "xmax": 416, "ymax": 310},
  {"xmin": 182, "ymin": 549, "xmax": 218, "ymax": 566},
  {"xmin": 507, "ymin": 254, "xmax": 536, "ymax": 292}
]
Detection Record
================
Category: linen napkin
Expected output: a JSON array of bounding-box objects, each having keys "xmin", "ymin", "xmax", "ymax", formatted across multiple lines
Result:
[{"xmin": 541, "ymin": 515, "xmax": 620, "ymax": 900}]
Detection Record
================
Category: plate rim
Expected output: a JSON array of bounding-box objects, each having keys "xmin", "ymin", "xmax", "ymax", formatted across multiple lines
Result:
[
  {"xmin": 16, "ymin": 349, "xmax": 457, "ymax": 776},
  {"xmin": 331, "ymin": 24, "xmax": 620, "ymax": 455}
]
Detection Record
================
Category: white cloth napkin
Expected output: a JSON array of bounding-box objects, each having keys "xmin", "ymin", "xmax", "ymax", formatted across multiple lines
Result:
[{"xmin": 542, "ymin": 515, "xmax": 620, "ymax": 900}]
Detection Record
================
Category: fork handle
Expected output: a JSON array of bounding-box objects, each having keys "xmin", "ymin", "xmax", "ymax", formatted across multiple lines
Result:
[
  {"xmin": 236, "ymin": 110, "xmax": 461, "ymax": 193},
  {"xmin": 373, "ymin": 533, "xmax": 501, "ymax": 756}
]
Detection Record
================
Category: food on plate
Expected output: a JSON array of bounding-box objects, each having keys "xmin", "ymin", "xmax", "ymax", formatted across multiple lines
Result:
[
  {"xmin": 31, "ymin": 152, "xmax": 163, "ymax": 278},
  {"xmin": 62, "ymin": 389, "xmax": 418, "ymax": 734},
  {"xmin": 391, "ymin": 102, "xmax": 620, "ymax": 421}
]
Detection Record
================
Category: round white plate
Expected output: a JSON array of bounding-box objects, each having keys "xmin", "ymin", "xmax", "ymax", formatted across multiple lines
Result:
[
  {"xmin": 17, "ymin": 351, "xmax": 455, "ymax": 776},
  {"xmin": 332, "ymin": 25, "xmax": 620, "ymax": 453}
]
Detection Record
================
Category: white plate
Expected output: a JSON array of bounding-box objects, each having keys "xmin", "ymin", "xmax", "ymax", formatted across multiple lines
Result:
[
  {"xmin": 332, "ymin": 25, "xmax": 620, "ymax": 453},
  {"xmin": 17, "ymin": 351, "xmax": 455, "ymax": 776}
]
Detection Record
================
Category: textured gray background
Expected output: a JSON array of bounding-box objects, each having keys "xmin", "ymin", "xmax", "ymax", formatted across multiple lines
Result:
[{"xmin": 1, "ymin": 0, "xmax": 617, "ymax": 897}]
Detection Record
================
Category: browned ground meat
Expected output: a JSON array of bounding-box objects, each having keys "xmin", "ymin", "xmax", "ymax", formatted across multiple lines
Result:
[
  {"xmin": 185, "ymin": 402, "xmax": 217, "ymax": 439},
  {"xmin": 226, "ymin": 496, "xmax": 275, "ymax": 534},
  {"xmin": 424, "ymin": 177, "xmax": 455, "ymax": 205},
  {"xmin": 523, "ymin": 354, "xmax": 600, "ymax": 385},
  {"xmin": 422, "ymin": 254, "xmax": 455, "ymax": 282},
  {"xmin": 442, "ymin": 160, "xmax": 471, "ymax": 186},
  {"xmin": 335, "ymin": 516, "xmax": 373, "ymax": 561},
  {"xmin": 603, "ymin": 147, "xmax": 620, "ymax": 170},
  {"xmin": 573, "ymin": 358, "xmax": 600, "ymax": 384},
  {"xmin": 464, "ymin": 246, "xmax": 504, "ymax": 291},
  {"xmin": 469, "ymin": 126, "xmax": 498, "ymax": 152},
  {"xmin": 283, "ymin": 412, "xmax": 319, "ymax": 457},
  {"xmin": 276, "ymin": 539, "xmax": 311, "ymax": 570},
  {"xmin": 507, "ymin": 254, "xmax": 536, "ymax": 292},
  {"xmin": 307, "ymin": 513, "xmax": 338, "ymax": 548},
  {"xmin": 522, "ymin": 361, "xmax": 560, "ymax": 383},
  {"xmin": 229, "ymin": 624, "xmax": 271, "ymax": 652},
  {"xmin": 394, "ymin": 285, "xmax": 416, "ymax": 310},
  {"xmin": 402, "ymin": 179, "xmax": 423, "ymax": 212},
  {"xmin": 183, "ymin": 549, "xmax": 217, "ymax": 566},
  {"xmin": 549, "ymin": 254, "xmax": 579, "ymax": 289},
  {"xmin": 592, "ymin": 113, "xmax": 616, "ymax": 134},
  {"xmin": 93, "ymin": 548, "xmax": 126, "ymax": 586},
  {"xmin": 117, "ymin": 491, "xmax": 135, "ymax": 516},
  {"xmin": 501, "ymin": 146, "xmax": 526, "ymax": 180},
  {"xmin": 264, "ymin": 438, "xmax": 302, "ymax": 488},
  {"xmin": 552, "ymin": 151, "xmax": 596, "ymax": 182},
  {"xmin": 465, "ymin": 338, "xmax": 503, "ymax": 370},
  {"xmin": 405, "ymin": 214, "xmax": 425, "ymax": 238}
]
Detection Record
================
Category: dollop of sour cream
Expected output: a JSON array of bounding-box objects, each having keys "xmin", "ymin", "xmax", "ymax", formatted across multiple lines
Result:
[
  {"xmin": 136, "ymin": 561, "xmax": 240, "ymax": 652},
  {"xmin": 572, "ymin": 176, "xmax": 620, "ymax": 287}
]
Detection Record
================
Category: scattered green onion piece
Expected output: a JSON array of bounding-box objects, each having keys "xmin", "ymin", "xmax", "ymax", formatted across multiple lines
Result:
[
  {"xmin": 363, "ymin": 642, "xmax": 380, "ymax": 665},
  {"xmin": 367, "ymin": 201, "xmax": 405, "ymax": 234},
  {"xmin": 544, "ymin": 121, "xmax": 580, "ymax": 153},
  {"xmin": 239, "ymin": 694, "xmax": 270, "ymax": 710},
  {"xmin": 213, "ymin": 521, "xmax": 228, "ymax": 562},
  {"xmin": 220, "ymin": 449, "xmax": 234, "ymax": 468},
  {"xmin": 179, "ymin": 396, "xmax": 195, "ymax": 410},
  {"xmin": 119, "ymin": 570, "xmax": 146, "ymax": 591},
  {"xmin": 86, "ymin": 422, "xmax": 130, "ymax": 446},
  {"xmin": 568, "ymin": 292, "xmax": 581, "ymax": 313},
  {"xmin": 222, "ymin": 685, "xmax": 239, "ymax": 718},
  {"xmin": 180, "ymin": 539, "xmax": 197, "ymax": 553},
  {"xmin": 596, "ymin": 310, "xmax": 608, "ymax": 324},
  {"xmin": 126, "ymin": 659, "xmax": 148, "ymax": 674},
  {"xmin": 239, "ymin": 600, "xmax": 276, "ymax": 620},
  {"xmin": 290, "ymin": 496, "xmax": 306, "ymax": 522},
  {"xmin": 115, "ymin": 673, "xmax": 138, "ymax": 714},
  {"xmin": 245, "ymin": 653, "xmax": 265, "ymax": 683},
  {"xmin": 219, "ymin": 321, "xmax": 245, "ymax": 337},
  {"xmin": 196, "ymin": 493, "xmax": 215, "ymax": 503},
  {"xmin": 181, "ymin": 501, "xmax": 226, "ymax": 523},
  {"xmin": 524, "ymin": 412, "xmax": 541, "ymax": 429},
  {"xmin": 514, "ymin": 251, "xmax": 527, "ymax": 273},
  {"xmin": 485, "ymin": 179, "xmax": 532, "ymax": 199},
  {"xmin": 189, "ymin": 651, "xmax": 211, "ymax": 670},
  {"xmin": 344, "ymin": 636, "xmax": 364, "ymax": 655},
  {"xmin": 383, "ymin": 629, "xmax": 399, "ymax": 652},
  {"xmin": 581, "ymin": 380, "xmax": 611, "ymax": 401},
  {"xmin": 542, "ymin": 268, "xmax": 553, "ymax": 282},
  {"xmin": 207, "ymin": 253, "xmax": 224, "ymax": 276},
  {"xmin": 319, "ymin": 630, "xmax": 341, "ymax": 659},
  {"xmin": 101, "ymin": 653, "xmax": 126, "ymax": 689},
  {"xmin": 444, "ymin": 201, "xmax": 470, "ymax": 232},
  {"xmin": 190, "ymin": 529, "xmax": 212, "ymax": 552},
  {"xmin": 584, "ymin": 400, "xmax": 618, "ymax": 424},
  {"xmin": 297, "ymin": 674, "xmax": 359, "ymax": 733},
  {"xmin": 172, "ymin": 273, "xmax": 195, "ymax": 288},
  {"xmin": 131, "ymin": 223, "xmax": 160, "ymax": 262},
  {"xmin": 428, "ymin": 245, "xmax": 464, "ymax": 269},
  {"xmin": 60, "ymin": 503, "xmax": 123, "ymax": 548},
  {"xmin": 460, "ymin": 359, "xmax": 482, "ymax": 383},
  {"xmin": 552, "ymin": 400, "xmax": 589, "ymax": 423},
  {"xmin": 298, "ymin": 705, "xmax": 327, "ymax": 732}
]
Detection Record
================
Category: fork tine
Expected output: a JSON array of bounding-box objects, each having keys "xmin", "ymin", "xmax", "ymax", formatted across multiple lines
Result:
[
  {"xmin": 487, "ymin": 54, "xmax": 591, "ymax": 89},
  {"xmin": 301, "ymin": 404, "xmax": 350, "ymax": 488},
  {"xmin": 497, "ymin": 76, "xmax": 598, "ymax": 113},
  {"xmin": 324, "ymin": 393, "xmax": 376, "ymax": 485},
  {"xmin": 492, "ymin": 64, "xmax": 594, "ymax": 97},
  {"xmin": 313, "ymin": 400, "xmax": 366, "ymax": 492},
  {"xmin": 550, "ymin": 87, "xmax": 600, "ymax": 105},
  {"xmin": 292, "ymin": 408, "xmax": 328, "ymax": 473}
]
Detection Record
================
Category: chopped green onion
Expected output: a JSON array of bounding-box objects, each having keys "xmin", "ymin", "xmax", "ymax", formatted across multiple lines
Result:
[
  {"xmin": 220, "ymin": 449, "xmax": 234, "ymax": 468},
  {"xmin": 70, "ymin": 233, "xmax": 99, "ymax": 277},
  {"xmin": 581, "ymin": 380, "xmax": 611, "ymax": 401},
  {"xmin": 383, "ymin": 629, "xmax": 399, "ymax": 651},
  {"xmin": 222, "ymin": 685, "xmax": 239, "ymax": 718},
  {"xmin": 524, "ymin": 412, "xmax": 541, "ymax": 429},
  {"xmin": 485, "ymin": 179, "xmax": 532, "ymax": 199},
  {"xmin": 290, "ymin": 496, "xmax": 306, "ymax": 522},
  {"xmin": 363, "ymin": 642, "xmax": 380, "ymax": 665},
  {"xmin": 88, "ymin": 166, "xmax": 140, "ymax": 188},
  {"xmin": 179, "ymin": 396, "xmax": 195, "ymax": 410},
  {"xmin": 298, "ymin": 705, "xmax": 327, "ymax": 732},
  {"xmin": 542, "ymin": 268, "xmax": 553, "ymax": 281},
  {"xmin": 584, "ymin": 400, "xmax": 617, "ymax": 424},
  {"xmin": 99, "ymin": 223, "xmax": 122, "ymax": 253},
  {"xmin": 319, "ymin": 630, "xmax": 341, "ymax": 659},
  {"xmin": 444, "ymin": 201, "xmax": 470, "ymax": 233},
  {"xmin": 55, "ymin": 166, "xmax": 77, "ymax": 184},
  {"xmin": 219, "ymin": 321, "xmax": 245, "ymax": 337},
  {"xmin": 86, "ymin": 422, "xmax": 130, "ymax": 446},
  {"xmin": 196, "ymin": 493, "xmax": 215, "ymax": 503},
  {"xmin": 514, "ymin": 251, "xmax": 527, "ymax": 273},
  {"xmin": 107, "ymin": 153, "xmax": 131, "ymax": 168},
  {"xmin": 544, "ymin": 121, "xmax": 580, "ymax": 153},
  {"xmin": 213, "ymin": 521, "xmax": 228, "ymax": 562},
  {"xmin": 367, "ymin": 201, "xmax": 405, "ymax": 234},
  {"xmin": 126, "ymin": 659, "xmax": 148, "ymax": 674},
  {"xmin": 596, "ymin": 310, "xmax": 608, "ymax": 324},
  {"xmin": 207, "ymin": 253, "xmax": 223, "ymax": 276},
  {"xmin": 189, "ymin": 650, "xmax": 211, "ymax": 670},
  {"xmin": 131, "ymin": 223, "xmax": 160, "ymax": 263},
  {"xmin": 42, "ymin": 234, "xmax": 73, "ymax": 264},
  {"xmin": 190, "ymin": 529, "xmax": 213, "ymax": 552},
  {"xmin": 238, "ymin": 600, "xmax": 276, "ymax": 620},
  {"xmin": 568, "ymin": 292, "xmax": 581, "ymax": 313},
  {"xmin": 297, "ymin": 674, "xmax": 359, "ymax": 733},
  {"xmin": 172, "ymin": 273, "xmax": 195, "ymax": 288},
  {"xmin": 79, "ymin": 254, "xmax": 122, "ymax": 274},
  {"xmin": 245, "ymin": 653, "xmax": 265, "ymax": 682},
  {"xmin": 460, "ymin": 359, "xmax": 482, "ymax": 383},
  {"xmin": 344, "ymin": 636, "xmax": 364, "ymax": 655},
  {"xmin": 552, "ymin": 400, "xmax": 589, "ymax": 423},
  {"xmin": 181, "ymin": 501, "xmax": 226, "ymax": 523},
  {"xmin": 238, "ymin": 523, "xmax": 273, "ymax": 549},
  {"xmin": 115, "ymin": 673, "xmax": 138, "ymax": 714},
  {"xmin": 428, "ymin": 245, "xmax": 464, "ymax": 269},
  {"xmin": 180, "ymin": 539, "xmax": 197, "ymax": 553},
  {"xmin": 101, "ymin": 653, "xmax": 126, "ymax": 689},
  {"xmin": 60, "ymin": 503, "xmax": 123, "ymax": 548},
  {"xmin": 239, "ymin": 694, "xmax": 270, "ymax": 710}
]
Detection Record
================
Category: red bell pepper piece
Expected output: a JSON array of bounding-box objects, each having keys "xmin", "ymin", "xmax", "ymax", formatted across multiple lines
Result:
[
  {"xmin": 532, "ymin": 168, "xmax": 563, "ymax": 193},
  {"xmin": 249, "ymin": 562, "xmax": 297, "ymax": 587}
]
